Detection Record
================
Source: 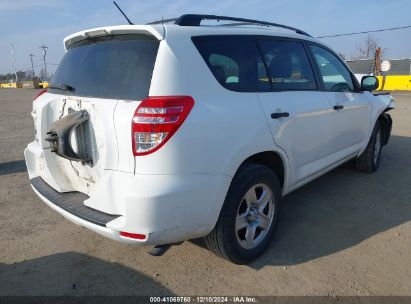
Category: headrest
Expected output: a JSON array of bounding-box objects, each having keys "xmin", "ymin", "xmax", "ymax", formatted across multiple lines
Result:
[
  {"xmin": 268, "ymin": 55, "xmax": 292, "ymax": 79},
  {"xmin": 211, "ymin": 65, "xmax": 226, "ymax": 84}
]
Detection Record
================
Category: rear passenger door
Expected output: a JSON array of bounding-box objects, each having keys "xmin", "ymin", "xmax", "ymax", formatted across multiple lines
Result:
[
  {"xmin": 308, "ymin": 44, "xmax": 371, "ymax": 157},
  {"xmin": 255, "ymin": 38, "xmax": 335, "ymax": 188}
]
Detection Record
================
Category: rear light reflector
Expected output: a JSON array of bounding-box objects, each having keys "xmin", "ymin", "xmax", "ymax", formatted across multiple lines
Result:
[
  {"xmin": 119, "ymin": 231, "xmax": 147, "ymax": 240},
  {"xmin": 132, "ymin": 96, "xmax": 195, "ymax": 156},
  {"xmin": 34, "ymin": 89, "xmax": 47, "ymax": 101}
]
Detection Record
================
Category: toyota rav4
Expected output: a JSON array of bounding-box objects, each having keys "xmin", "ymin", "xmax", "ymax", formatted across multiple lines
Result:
[{"xmin": 24, "ymin": 15, "xmax": 394, "ymax": 264}]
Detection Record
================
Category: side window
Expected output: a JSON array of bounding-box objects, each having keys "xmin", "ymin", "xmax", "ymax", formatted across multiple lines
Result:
[
  {"xmin": 310, "ymin": 45, "xmax": 354, "ymax": 92},
  {"xmin": 209, "ymin": 54, "xmax": 239, "ymax": 84},
  {"xmin": 192, "ymin": 36, "xmax": 258, "ymax": 92},
  {"xmin": 256, "ymin": 40, "xmax": 317, "ymax": 91},
  {"xmin": 256, "ymin": 53, "xmax": 270, "ymax": 91}
]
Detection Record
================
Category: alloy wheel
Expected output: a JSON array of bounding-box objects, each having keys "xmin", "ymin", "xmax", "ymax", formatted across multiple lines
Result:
[{"xmin": 235, "ymin": 183, "xmax": 275, "ymax": 249}]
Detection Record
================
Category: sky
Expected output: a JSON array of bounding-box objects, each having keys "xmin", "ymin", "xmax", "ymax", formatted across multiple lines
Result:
[{"xmin": 0, "ymin": 0, "xmax": 410, "ymax": 77}]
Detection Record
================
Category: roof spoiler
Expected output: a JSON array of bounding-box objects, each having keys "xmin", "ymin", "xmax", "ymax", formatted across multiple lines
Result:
[{"xmin": 63, "ymin": 25, "xmax": 164, "ymax": 50}]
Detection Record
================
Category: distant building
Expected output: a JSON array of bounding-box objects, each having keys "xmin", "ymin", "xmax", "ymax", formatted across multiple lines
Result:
[{"xmin": 346, "ymin": 58, "xmax": 411, "ymax": 75}]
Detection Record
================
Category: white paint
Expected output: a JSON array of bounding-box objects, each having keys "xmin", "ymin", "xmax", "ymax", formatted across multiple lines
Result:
[{"xmin": 24, "ymin": 23, "xmax": 395, "ymax": 247}]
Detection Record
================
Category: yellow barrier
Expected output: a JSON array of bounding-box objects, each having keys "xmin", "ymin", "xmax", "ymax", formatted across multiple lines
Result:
[
  {"xmin": 0, "ymin": 82, "xmax": 17, "ymax": 88},
  {"xmin": 376, "ymin": 75, "xmax": 411, "ymax": 91},
  {"xmin": 376, "ymin": 76, "xmax": 383, "ymax": 90},
  {"xmin": 39, "ymin": 82, "xmax": 49, "ymax": 89},
  {"xmin": 2, "ymin": 77, "xmax": 410, "ymax": 91}
]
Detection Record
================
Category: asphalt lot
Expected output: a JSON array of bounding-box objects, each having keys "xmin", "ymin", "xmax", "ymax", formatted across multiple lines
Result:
[{"xmin": 0, "ymin": 89, "xmax": 410, "ymax": 296}]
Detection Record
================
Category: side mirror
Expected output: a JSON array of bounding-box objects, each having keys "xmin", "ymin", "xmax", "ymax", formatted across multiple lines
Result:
[{"xmin": 361, "ymin": 76, "xmax": 379, "ymax": 91}]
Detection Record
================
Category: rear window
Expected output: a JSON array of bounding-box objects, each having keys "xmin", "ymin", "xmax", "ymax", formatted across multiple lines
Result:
[
  {"xmin": 192, "ymin": 36, "xmax": 258, "ymax": 92},
  {"xmin": 50, "ymin": 34, "xmax": 159, "ymax": 100}
]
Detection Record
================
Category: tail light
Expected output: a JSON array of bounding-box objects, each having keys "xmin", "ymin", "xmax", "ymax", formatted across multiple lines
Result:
[
  {"xmin": 34, "ymin": 89, "xmax": 47, "ymax": 101},
  {"xmin": 132, "ymin": 96, "xmax": 194, "ymax": 156}
]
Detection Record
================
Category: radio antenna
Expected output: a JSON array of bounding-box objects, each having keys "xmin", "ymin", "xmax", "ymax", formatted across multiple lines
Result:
[{"xmin": 113, "ymin": 1, "xmax": 134, "ymax": 25}]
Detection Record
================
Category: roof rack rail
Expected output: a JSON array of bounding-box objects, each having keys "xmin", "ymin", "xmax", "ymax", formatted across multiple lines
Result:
[
  {"xmin": 147, "ymin": 18, "xmax": 178, "ymax": 25},
  {"xmin": 148, "ymin": 14, "xmax": 312, "ymax": 37},
  {"xmin": 147, "ymin": 14, "xmax": 312, "ymax": 37}
]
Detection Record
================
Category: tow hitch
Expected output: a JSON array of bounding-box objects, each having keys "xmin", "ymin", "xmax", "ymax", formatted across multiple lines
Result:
[
  {"xmin": 148, "ymin": 242, "xmax": 183, "ymax": 256},
  {"xmin": 149, "ymin": 244, "xmax": 172, "ymax": 256}
]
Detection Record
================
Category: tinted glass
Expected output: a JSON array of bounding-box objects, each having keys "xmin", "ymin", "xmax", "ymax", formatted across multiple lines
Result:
[
  {"xmin": 257, "ymin": 40, "xmax": 317, "ymax": 91},
  {"xmin": 310, "ymin": 45, "xmax": 354, "ymax": 91},
  {"xmin": 192, "ymin": 36, "xmax": 258, "ymax": 92},
  {"xmin": 50, "ymin": 34, "xmax": 159, "ymax": 100},
  {"xmin": 256, "ymin": 53, "xmax": 271, "ymax": 91}
]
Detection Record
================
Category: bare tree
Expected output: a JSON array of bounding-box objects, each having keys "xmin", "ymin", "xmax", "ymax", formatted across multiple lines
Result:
[
  {"xmin": 359, "ymin": 35, "xmax": 378, "ymax": 59},
  {"xmin": 39, "ymin": 68, "xmax": 47, "ymax": 80},
  {"xmin": 0, "ymin": 71, "xmax": 34, "ymax": 82},
  {"xmin": 338, "ymin": 52, "xmax": 346, "ymax": 60},
  {"xmin": 25, "ymin": 70, "xmax": 35, "ymax": 80},
  {"xmin": 350, "ymin": 35, "xmax": 385, "ymax": 60}
]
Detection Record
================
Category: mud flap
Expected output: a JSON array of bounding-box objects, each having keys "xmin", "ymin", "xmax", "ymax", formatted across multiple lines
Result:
[
  {"xmin": 45, "ymin": 110, "xmax": 93, "ymax": 165},
  {"xmin": 380, "ymin": 113, "xmax": 393, "ymax": 146}
]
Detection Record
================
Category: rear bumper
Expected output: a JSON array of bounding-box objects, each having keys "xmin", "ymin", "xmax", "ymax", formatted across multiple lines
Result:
[
  {"xmin": 31, "ymin": 180, "xmax": 136, "ymax": 244},
  {"xmin": 31, "ymin": 177, "xmax": 120, "ymax": 227},
  {"xmin": 26, "ymin": 143, "xmax": 231, "ymax": 245}
]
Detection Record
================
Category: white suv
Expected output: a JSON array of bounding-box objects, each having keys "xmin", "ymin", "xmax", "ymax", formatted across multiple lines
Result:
[{"xmin": 25, "ymin": 15, "xmax": 394, "ymax": 264}]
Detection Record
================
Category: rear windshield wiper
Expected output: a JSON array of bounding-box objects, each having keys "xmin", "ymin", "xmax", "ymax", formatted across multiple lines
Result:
[{"xmin": 48, "ymin": 83, "xmax": 76, "ymax": 92}]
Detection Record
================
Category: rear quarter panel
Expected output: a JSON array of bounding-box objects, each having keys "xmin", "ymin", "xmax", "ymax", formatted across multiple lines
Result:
[
  {"xmin": 137, "ymin": 30, "xmax": 290, "ymax": 234},
  {"xmin": 140, "ymin": 29, "xmax": 281, "ymax": 178}
]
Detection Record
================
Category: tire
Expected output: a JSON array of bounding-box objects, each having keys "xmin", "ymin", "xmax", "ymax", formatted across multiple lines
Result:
[
  {"xmin": 355, "ymin": 120, "xmax": 383, "ymax": 173},
  {"xmin": 204, "ymin": 163, "xmax": 282, "ymax": 264}
]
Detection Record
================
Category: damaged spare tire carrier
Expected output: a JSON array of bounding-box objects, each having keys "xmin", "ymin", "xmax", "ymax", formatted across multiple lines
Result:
[{"xmin": 45, "ymin": 110, "xmax": 93, "ymax": 166}]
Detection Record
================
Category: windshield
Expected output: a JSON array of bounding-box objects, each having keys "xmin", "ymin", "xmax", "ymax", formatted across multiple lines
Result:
[{"xmin": 50, "ymin": 34, "xmax": 159, "ymax": 100}]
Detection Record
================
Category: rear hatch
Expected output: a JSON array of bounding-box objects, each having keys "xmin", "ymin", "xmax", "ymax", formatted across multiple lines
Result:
[{"xmin": 37, "ymin": 32, "xmax": 160, "ymax": 199}]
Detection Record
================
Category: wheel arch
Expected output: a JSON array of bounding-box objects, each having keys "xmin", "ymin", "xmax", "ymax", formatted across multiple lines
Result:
[
  {"xmin": 358, "ymin": 105, "xmax": 393, "ymax": 157},
  {"xmin": 377, "ymin": 112, "xmax": 393, "ymax": 146},
  {"xmin": 234, "ymin": 151, "xmax": 288, "ymax": 191}
]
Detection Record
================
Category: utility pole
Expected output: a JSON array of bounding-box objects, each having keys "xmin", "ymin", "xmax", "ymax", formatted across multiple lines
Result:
[
  {"xmin": 374, "ymin": 47, "xmax": 381, "ymax": 76},
  {"xmin": 10, "ymin": 44, "xmax": 18, "ymax": 83},
  {"xmin": 39, "ymin": 45, "xmax": 48, "ymax": 79},
  {"xmin": 29, "ymin": 54, "xmax": 35, "ymax": 78}
]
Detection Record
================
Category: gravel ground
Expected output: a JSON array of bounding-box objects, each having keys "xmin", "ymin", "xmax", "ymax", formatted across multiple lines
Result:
[{"xmin": 0, "ymin": 89, "xmax": 410, "ymax": 296}]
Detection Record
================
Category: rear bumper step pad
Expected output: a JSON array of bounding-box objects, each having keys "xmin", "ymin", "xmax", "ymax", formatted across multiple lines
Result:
[{"xmin": 31, "ymin": 177, "xmax": 120, "ymax": 227}]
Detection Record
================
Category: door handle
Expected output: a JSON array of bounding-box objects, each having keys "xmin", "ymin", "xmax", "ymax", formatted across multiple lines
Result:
[
  {"xmin": 333, "ymin": 105, "xmax": 344, "ymax": 110},
  {"xmin": 271, "ymin": 112, "xmax": 289, "ymax": 119}
]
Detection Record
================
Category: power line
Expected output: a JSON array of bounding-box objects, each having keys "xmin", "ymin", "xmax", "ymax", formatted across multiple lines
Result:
[
  {"xmin": 2, "ymin": 24, "xmax": 410, "ymax": 77},
  {"xmin": 317, "ymin": 25, "xmax": 411, "ymax": 38}
]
